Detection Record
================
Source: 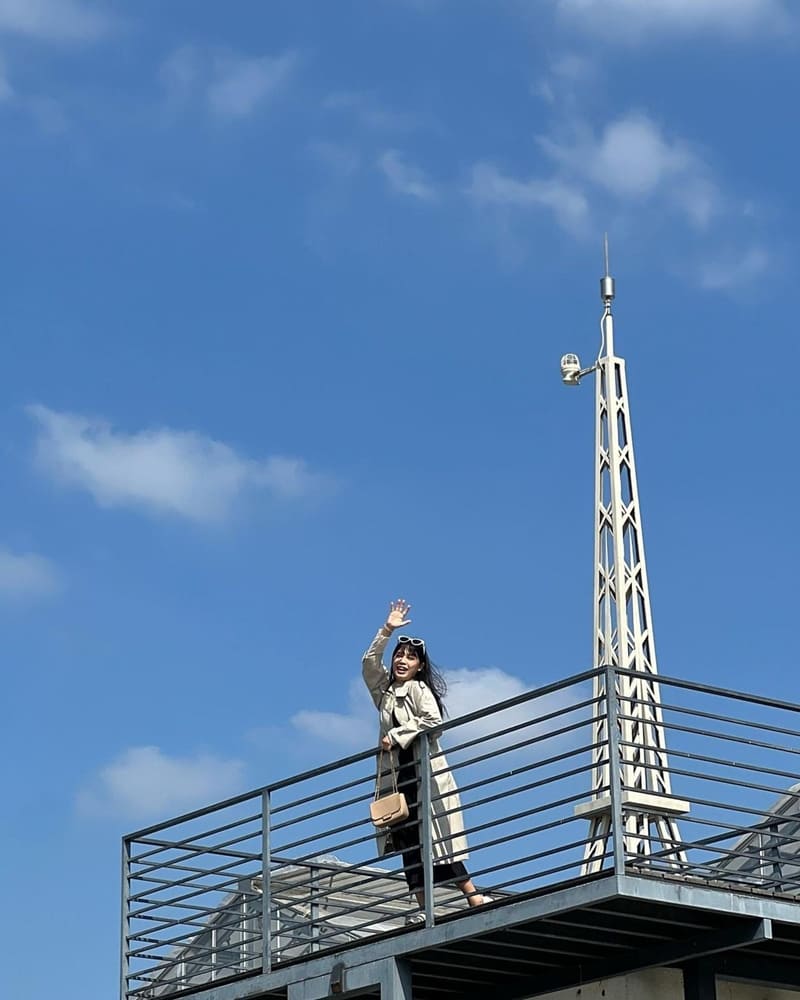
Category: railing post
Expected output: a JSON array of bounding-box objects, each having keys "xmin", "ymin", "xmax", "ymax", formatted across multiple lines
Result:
[
  {"xmin": 119, "ymin": 836, "xmax": 130, "ymax": 1000},
  {"xmin": 605, "ymin": 664, "xmax": 626, "ymax": 876},
  {"xmin": 419, "ymin": 731, "xmax": 435, "ymax": 927},
  {"xmin": 261, "ymin": 788, "xmax": 272, "ymax": 973},
  {"xmin": 309, "ymin": 862, "xmax": 320, "ymax": 952}
]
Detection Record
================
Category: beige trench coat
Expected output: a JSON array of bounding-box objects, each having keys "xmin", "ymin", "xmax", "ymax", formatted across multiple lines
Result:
[{"xmin": 362, "ymin": 629, "xmax": 469, "ymax": 864}]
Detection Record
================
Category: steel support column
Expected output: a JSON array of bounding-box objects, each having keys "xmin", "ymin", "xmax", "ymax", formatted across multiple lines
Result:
[
  {"xmin": 286, "ymin": 956, "xmax": 412, "ymax": 1000},
  {"xmin": 683, "ymin": 960, "xmax": 717, "ymax": 1000}
]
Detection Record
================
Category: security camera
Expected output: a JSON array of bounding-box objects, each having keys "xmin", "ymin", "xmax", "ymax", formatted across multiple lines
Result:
[{"xmin": 560, "ymin": 353, "xmax": 582, "ymax": 386}]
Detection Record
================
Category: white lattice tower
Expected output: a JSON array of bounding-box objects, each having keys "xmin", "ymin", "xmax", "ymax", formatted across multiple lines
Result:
[{"xmin": 571, "ymin": 245, "xmax": 688, "ymax": 874}]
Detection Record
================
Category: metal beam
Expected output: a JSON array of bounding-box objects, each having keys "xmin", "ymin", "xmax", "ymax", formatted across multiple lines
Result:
[
  {"xmin": 459, "ymin": 918, "xmax": 772, "ymax": 1000},
  {"xmin": 714, "ymin": 953, "xmax": 800, "ymax": 993},
  {"xmin": 286, "ymin": 957, "xmax": 411, "ymax": 1000}
]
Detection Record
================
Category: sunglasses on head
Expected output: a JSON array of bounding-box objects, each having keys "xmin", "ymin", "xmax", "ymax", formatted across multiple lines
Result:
[{"xmin": 396, "ymin": 635, "xmax": 425, "ymax": 651}]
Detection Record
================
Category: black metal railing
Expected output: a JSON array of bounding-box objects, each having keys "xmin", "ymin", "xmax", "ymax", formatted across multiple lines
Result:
[{"xmin": 121, "ymin": 666, "xmax": 800, "ymax": 999}]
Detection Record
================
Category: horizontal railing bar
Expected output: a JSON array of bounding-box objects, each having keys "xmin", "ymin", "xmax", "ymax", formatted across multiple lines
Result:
[
  {"xmin": 451, "ymin": 760, "xmax": 601, "ymax": 820},
  {"xmin": 270, "ymin": 770, "xmax": 375, "ymax": 818},
  {"xmin": 663, "ymin": 808, "xmax": 800, "ymax": 845},
  {"xmin": 652, "ymin": 699, "xmax": 800, "ymax": 742},
  {"xmin": 465, "ymin": 833, "xmax": 601, "ymax": 886},
  {"xmin": 130, "ymin": 848, "xmax": 258, "ymax": 883},
  {"xmin": 129, "ymin": 869, "xmax": 260, "ymax": 920},
  {"xmin": 629, "ymin": 835, "xmax": 800, "ymax": 892},
  {"xmin": 304, "ymin": 890, "xmax": 424, "ymax": 950},
  {"xmin": 455, "ymin": 792, "xmax": 594, "ymax": 857},
  {"xmin": 131, "ymin": 830, "xmax": 261, "ymax": 871},
  {"xmin": 428, "ymin": 766, "xmax": 602, "ymax": 839},
  {"xmin": 469, "ymin": 850, "xmax": 609, "ymax": 898},
  {"xmin": 131, "ymin": 934, "xmax": 261, "ymax": 973},
  {"xmin": 130, "ymin": 857, "xmax": 260, "ymax": 889},
  {"xmin": 129, "ymin": 901, "xmax": 259, "ymax": 941},
  {"xmin": 639, "ymin": 850, "xmax": 800, "ymax": 892},
  {"xmin": 615, "ymin": 667, "xmax": 800, "ymax": 717},
  {"xmin": 129, "ymin": 942, "xmax": 260, "ymax": 987},
  {"xmin": 125, "ymin": 792, "xmax": 263, "ymax": 842},
  {"xmin": 433, "ymin": 740, "xmax": 602, "ymax": 804},
  {"xmin": 129, "ymin": 811, "xmax": 263, "ymax": 865},
  {"xmin": 618, "ymin": 712, "xmax": 800, "ymax": 761},
  {"xmin": 436, "ymin": 696, "xmax": 601, "ymax": 761},
  {"xmin": 434, "ymin": 667, "xmax": 600, "ymax": 737},
  {"xmin": 127, "ymin": 910, "xmax": 258, "ymax": 957},
  {"xmin": 130, "ymin": 866, "xmax": 254, "ymax": 905},
  {"xmin": 637, "ymin": 814, "xmax": 800, "ymax": 858},
  {"xmin": 616, "ymin": 745, "xmax": 800, "ymax": 797},
  {"xmin": 278, "ymin": 855, "xmax": 427, "ymax": 913},
  {"xmin": 124, "ymin": 668, "xmax": 602, "ymax": 841},
  {"xmin": 442, "ymin": 720, "xmax": 604, "ymax": 777},
  {"xmin": 129, "ymin": 865, "xmax": 261, "ymax": 905},
  {"xmin": 270, "ymin": 788, "xmax": 374, "ymax": 833}
]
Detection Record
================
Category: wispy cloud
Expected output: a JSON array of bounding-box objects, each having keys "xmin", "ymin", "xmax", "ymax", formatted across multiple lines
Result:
[
  {"xmin": 0, "ymin": 548, "xmax": 60, "ymax": 599},
  {"xmin": 160, "ymin": 45, "xmax": 298, "ymax": 119},
  {"xmin": 378, "ymin": 149, "xmax": 437, "ymax": 201},
  {"xmin": 0, "ymin": 54, "xmax": 12, "ymax": 101},
  {"xmin": 698, "ymin": 244, "xmax": 771, "ymax": 290},
  {"xmin": 77, "ymin": 746, "xmax": 245, "ymax": 821},
  {"xmin": 466, "ymin": 163, "xmax": 589, "ymax": 236},
  {"xmin": 0, "ymin": 0, "xmax": 111, "ymax": 43},
  {"xmin": 534, "ymin": 52, "xmax": 598, "ymax": 107},
  {"xmin": 323, "ymin": 91, "xmax": 424, "ymax": 133},
  {"xmin": 28, "ymin": 404, "xmax": 330, "ymax": 524},
  {"xmin": 308, "ymin": 139, "xmax": 361, "ymax": 178},
  {"xmin": 554, "ymin": 0, "xmax": 793, "ymax": 41}
]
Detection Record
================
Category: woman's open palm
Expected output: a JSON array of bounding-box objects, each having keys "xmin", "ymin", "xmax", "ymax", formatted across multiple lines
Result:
[{"xmin": 386, "ymin": 598, "xmax": 411, "ymax": 630}]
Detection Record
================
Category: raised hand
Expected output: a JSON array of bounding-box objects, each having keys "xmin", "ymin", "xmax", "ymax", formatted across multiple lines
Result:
[{"xmin": 385, "ymin": 598, "xmax": 411, "ymax": 631}]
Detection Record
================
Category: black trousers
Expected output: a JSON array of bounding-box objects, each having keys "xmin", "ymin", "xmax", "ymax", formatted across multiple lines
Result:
[{"xmin": 391, "ymin": 743, "xmax": 469, "ymax": 892}]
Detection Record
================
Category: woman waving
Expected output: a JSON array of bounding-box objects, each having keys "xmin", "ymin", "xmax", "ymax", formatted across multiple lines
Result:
[{"xmin": 362, "ymin": 598, "xmax": 491, "ymax": 921}]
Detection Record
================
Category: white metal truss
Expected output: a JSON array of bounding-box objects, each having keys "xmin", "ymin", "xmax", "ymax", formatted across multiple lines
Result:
[{"xmin": 574, "ymin": 256, "xmax": 688, "ymax": 874}]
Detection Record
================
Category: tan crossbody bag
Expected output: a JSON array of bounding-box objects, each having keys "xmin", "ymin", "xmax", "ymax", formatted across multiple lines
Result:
[{"xmin": 370, "ymin": 748, "xmax": 410, "ymax": 827}]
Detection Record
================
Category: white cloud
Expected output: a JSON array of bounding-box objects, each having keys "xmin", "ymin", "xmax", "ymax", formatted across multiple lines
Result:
[
  {"xmin": 0, "ymin": 548, "xmax": 59, "ymax": 599},
  {"xmin": 554, "ymin": 0, "xmax": 792, "ymax": 40},
  {"xmin": 378, "ymin": 150, "xmax": 437, "ymax": 201},
  {"xmin": 160, "ymin": 45, "xmax": 297, "ymax": 119},
  {"xmin": 287, "ymin": 666, "xmax": 576, "ymax": 759},
  {"xmin": 467, "ymin": 114, "xmax": 718, "ymax": 239},
  {"xmin": 0, "ymin": 0, "xmax": 110, "ymax": 43},
  {"xmin": 77, "ymin": 746, "xmax": 245, "ymax": 820},
  {"xmin": 291, "ymin": 677, "xmax": 374, "ymax": 751},
  {"xmin": 539, "ymin": 113, "xmax": 720, "ymax": 228},
  {"xmin": 28, "ymin": 404, "xmax": 329, "ymax": 524},
  {"xmin": 466, "ymin": 163, "xmax": 589, "ymax": 236}
]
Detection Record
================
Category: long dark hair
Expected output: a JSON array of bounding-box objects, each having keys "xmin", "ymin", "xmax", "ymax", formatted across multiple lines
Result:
[{"xmin": 389, "ymin": 638, "xmax": 448, "ymax": 717}]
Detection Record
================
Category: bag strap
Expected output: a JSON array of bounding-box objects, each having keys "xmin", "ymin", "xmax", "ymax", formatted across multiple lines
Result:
[{"xmin": 374, "ymin": 747, "xmax": 399, "ymax": 801}]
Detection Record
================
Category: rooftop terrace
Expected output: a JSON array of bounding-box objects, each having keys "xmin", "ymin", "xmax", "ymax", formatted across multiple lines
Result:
[{"xmin": 121, "ymin": 665, "xmax": 800, "ymax": 1000}]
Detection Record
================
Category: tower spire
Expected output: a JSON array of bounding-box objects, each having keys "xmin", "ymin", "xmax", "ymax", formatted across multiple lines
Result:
[{"xmin": 564, "ymin": 241, "xmax": 688, "ymax": 873}]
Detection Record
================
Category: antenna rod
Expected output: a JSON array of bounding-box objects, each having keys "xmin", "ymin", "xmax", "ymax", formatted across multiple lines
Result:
[{"xmin": 600, "ymin": 233, "xmax": 615, "ymax": 305}]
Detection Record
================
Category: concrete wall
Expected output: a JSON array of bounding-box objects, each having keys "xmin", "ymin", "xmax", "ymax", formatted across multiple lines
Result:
[{"xmin": 538, "ymin": 970, "xmax": 800, "ymax": 999}]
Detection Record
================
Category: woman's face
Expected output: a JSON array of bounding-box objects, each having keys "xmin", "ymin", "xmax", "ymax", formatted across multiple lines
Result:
[{"xmin": 392, "ymin": 645, "xmax": 422, "ymax": 683}]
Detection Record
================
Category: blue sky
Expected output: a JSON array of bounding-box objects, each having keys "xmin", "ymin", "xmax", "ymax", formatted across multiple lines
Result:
[{"xmin": 1, "ymin": 1, "xmax": 799, "ymax": 996}]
